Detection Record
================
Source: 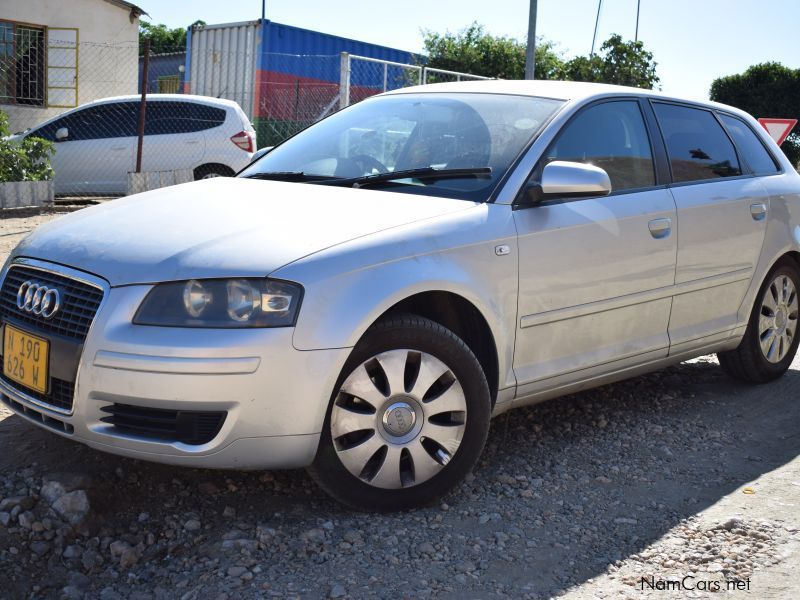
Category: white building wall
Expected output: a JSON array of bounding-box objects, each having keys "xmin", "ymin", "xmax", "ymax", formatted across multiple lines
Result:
[{"xmin": 2, "ymin": 0, "xmax": 139, "ymax": 132}]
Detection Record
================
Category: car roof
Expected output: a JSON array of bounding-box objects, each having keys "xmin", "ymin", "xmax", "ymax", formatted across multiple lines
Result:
[
  {"xmin": 81, "ymin": 94, "xmax": 241, "ymax": 109},
  {"xmin": 386, "ymin": 79, "xmax": 745, "ymax": 116}
]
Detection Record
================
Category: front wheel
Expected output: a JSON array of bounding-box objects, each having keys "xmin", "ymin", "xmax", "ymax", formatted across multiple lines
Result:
[
  {"xmin": 718, "ymin": 258, "xmax": 800, "ymax": 383},
  {"xmin": 308, "ymin": 315, "xmax": 491, "ymax": 511}
]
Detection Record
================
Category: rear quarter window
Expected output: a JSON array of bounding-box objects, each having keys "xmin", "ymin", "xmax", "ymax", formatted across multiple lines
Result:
[
  {"xmin": 653, "ymin": 103, "xmax": 742, "ymax": 183},
  {"xmin": 718, "ymin": 114, "xmax": 780, "ymax": 176}
]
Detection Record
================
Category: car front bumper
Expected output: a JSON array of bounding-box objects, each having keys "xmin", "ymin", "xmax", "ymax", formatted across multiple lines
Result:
[{"xmin": 0, "ymin": 262, "xmax": 350, "ymax": 470}]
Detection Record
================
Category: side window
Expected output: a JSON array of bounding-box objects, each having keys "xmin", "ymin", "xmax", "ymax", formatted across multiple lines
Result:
[
  {"xmin": 191, "ymin": 103, "xmax": 227, "ymax": 131},
  {"xmin": 29, "ymin": 118, "xmax": 64, "ymax": 142},
  {"xmin": 653, "ymin": 103, "xmax": 742, "ymax": 183},
  {"xmin": 144, "ymin": 102, "xmax": 226, "ymax": 135},
  {"xmin": 544, "ymin": 100, "xmax": 655, "ymax": 192},
  {"xmin": 719, "ymin": 114, "xmax": 779, "ymax": 176},
  {"xmin": 35, "ymin": 104, "xmax": 138, "ymax": 141},
  {"xmin": 78, "ymin": 104, "xmax": 138, "ymax": 139},
  {"xmin": 144, "ymin": 101, "xmax": 180, "ymax": 135}
]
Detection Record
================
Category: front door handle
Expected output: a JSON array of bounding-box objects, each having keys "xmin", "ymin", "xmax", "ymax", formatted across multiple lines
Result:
[
  {"xmin": 750, "ymin": 203, "xmax": 767, "ymax": 221},
  {"xmin": 648, "ymin": 217, "xmax": 672, "ymax": 239}
]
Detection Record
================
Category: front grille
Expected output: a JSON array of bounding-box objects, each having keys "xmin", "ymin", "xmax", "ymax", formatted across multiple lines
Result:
[
  {"xmin": 100, "ymin": 403, "xmax": 227, "ymax": 445},
  {"xmin": 0, "ymin": 374, "xmax": 74, "ymax": 411},
  {"xmin": 0, "ymin": 265, "xmax": 104, "ymax": 342}
]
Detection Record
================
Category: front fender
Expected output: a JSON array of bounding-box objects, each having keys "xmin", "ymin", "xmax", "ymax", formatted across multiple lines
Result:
[{"xmin": 273, "ymin": 203, "xmax": 519, "ymax": 390}]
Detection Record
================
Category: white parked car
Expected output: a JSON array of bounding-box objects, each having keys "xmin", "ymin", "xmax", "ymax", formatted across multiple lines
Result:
[
  {"xmin": 10, "ymin": 95, "xmax": 256, "ymax": 195},
  {"xmin": 2, "ymin": 81, "xmax": 799, "ymax": 510}
]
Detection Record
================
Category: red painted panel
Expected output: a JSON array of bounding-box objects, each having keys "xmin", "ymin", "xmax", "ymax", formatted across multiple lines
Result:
[{"xmin": 254, "ymin": 69, "xmax": 381, "ymax": 120}]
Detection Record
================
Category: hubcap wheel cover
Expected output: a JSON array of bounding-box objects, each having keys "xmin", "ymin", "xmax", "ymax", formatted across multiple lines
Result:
[
  {"xmin": 330, "ymin": 349, "xmax": 468, "ymax": 489},
  {"xmin": 758, "ymin": 274, "xmax": 798, "ymax": 363}
]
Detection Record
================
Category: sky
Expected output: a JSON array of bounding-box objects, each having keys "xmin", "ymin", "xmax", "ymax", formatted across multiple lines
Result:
[{"xmin": 138, "ymin": 0, "xmax": 800, "ymax": 101}]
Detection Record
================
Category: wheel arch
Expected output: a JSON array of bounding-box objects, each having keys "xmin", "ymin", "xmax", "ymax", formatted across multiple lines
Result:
[
  {"xmin": 738, "ymin": 248, "xmax": 800, "ymax": 325},
  {"xmin": 362, "ymin": 290, "xmax": 500, "ymax": 407},
  {"xmin": 193, "ymin": 163, "xmax": 235, "ymax": 180}
]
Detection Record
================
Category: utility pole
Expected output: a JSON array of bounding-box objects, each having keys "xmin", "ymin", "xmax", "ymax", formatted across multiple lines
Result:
[
  {"xmin": 591, "ymin": 0, "xmax": 603, "ymax": 55},
  {"xmin": 635, "ymin": 0, "xmax": 641, "ymax": 42},
  {"xmin": 524, "ymin": 0, "xmax": 537, "ymax": 79}
]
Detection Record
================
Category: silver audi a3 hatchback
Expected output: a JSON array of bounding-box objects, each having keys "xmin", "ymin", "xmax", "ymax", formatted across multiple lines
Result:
[{"xmin": 3, "ymin": 81, "xmax": 799, "ymax": 510}]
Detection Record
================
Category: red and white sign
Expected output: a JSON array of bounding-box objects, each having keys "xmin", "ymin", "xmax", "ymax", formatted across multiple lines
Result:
[{"xmin": 758, "ymin": 118, "xmax": 797, "ymax": 146}]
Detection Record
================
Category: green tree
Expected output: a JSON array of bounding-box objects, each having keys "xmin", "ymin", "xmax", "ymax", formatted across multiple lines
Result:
[
  {"xmin": 564, "ymin": 34, "xmax": 659, "ymax": 89},
  {"xmin": 139, "ymin": 20, "xmax": 205, "ymax": 55},
  {"xmin": 0, "ymin": 110, "xmax": 54, "ymax": 183},
  {"xmin": 710, "ymin": 62, "xmax": 800, "ymax": 167},
  {"xmin": 422, "ymin": 23, "xmax": 565, "ymax": 80}
]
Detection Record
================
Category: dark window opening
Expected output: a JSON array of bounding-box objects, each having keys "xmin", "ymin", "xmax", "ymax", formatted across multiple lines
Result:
[
  {"xmin": 653, "ymin": 103, "xmax": 742, "ymax": 183},
  {"xmin": 544, "ymin": 100, "xmax": 656, "ymax": 192},
  {"xmin": 719, "ymin": 114, "xmax": 780, "ymax": 176},
  {"xmin": 0, "ymin": 22, "xmax": 45, "ymax": 107},
  {"xmin": 144, "ymin": 101, "xmax": 227, "ymax": 135}
]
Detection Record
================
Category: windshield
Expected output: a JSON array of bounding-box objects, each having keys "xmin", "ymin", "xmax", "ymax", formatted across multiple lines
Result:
[{"xmin": 240, "ymin": 93, "xmax": 564, "ymax": 201}]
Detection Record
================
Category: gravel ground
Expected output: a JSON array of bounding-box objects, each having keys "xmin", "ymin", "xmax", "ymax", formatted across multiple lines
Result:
[{"xmin": 0, "ymin": 207, "xmax": 798, "ymax": 599}]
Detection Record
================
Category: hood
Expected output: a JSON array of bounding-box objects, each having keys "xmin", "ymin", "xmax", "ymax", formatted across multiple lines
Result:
[{"xmin": 14, "ymin": 178, "xmax": 474, "ymax": 286}]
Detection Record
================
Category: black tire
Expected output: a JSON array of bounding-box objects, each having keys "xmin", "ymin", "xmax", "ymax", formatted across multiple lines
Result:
[
  {"xmin": 717, "ymin": 258, "xmax": 800, "ymax": 383},
  {"xmin": 193, "ymin": 164, "xmax": 234, "ymax": 180},
  {"xmin": 307, "ymin": 314, "xmax": 491, "ymax": 511}
]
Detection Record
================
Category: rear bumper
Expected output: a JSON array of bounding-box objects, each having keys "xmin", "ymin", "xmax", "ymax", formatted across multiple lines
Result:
[{"xmin": 1, "ymin": 269, "xmax": 350, "ymax": 470}]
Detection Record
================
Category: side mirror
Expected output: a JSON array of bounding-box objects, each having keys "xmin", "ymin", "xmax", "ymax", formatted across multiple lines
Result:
[
  {"xmin": 522, "ymin": 160, "xmax": 612, "ymax": 206},
  {"xmin": 55, "ymin": 127, "xmax": 69, "ymax": 142}
]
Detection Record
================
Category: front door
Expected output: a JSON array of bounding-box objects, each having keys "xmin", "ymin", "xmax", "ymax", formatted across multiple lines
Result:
[
  {"xmin": 513, "ymin": 99, "xmax": 678, "ymax": 396},
  {"xmin": 37, "ymin": 103, "xmax": 137, "ymax": 195}
]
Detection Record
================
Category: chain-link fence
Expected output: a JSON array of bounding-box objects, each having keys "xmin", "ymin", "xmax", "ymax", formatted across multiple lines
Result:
[{"xmin": 1, "ymin": 31, "xmax": 488, "ymax": 199}]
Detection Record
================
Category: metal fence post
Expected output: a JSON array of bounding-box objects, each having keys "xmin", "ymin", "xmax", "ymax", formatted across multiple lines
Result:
[
  {"xmin": 421, "ymin": 66, "xmax": 427, "ymax": 85},
  {"xmin": 339, "ymin": 52, "xmax": 350, "ymax": 109},
  {"xmin": 135, "ymin": 39, "xmax": 150, "ymax": 173}
]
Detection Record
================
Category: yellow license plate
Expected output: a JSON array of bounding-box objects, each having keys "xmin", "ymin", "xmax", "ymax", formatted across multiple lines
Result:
[{"xmin": 3, "ymin": 324, "xmax": 49, "ymax": 394}]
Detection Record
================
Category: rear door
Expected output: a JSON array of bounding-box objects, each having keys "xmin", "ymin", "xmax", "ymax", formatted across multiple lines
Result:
[
  {"xmin": 651, "ymin": 102, "xmax": 770, "ymax": 352},
  {"xmin": 513, "ymin": 99, "xmax": 678, "ymax": 393},
  {"xmin": 140, "ymin": 100, "xmax": 206, "ymax": 174}
]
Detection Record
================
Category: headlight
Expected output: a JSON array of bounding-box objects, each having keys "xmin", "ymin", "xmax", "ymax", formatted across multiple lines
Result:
[{"xmin": 134, "ymin": 278, "xmax": 303, "ymax": 328}]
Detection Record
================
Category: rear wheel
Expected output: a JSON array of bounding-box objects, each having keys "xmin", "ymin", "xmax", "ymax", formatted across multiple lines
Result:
[
  {"xmin": 308, "ymin": 315, "xmax": 491, "ymax": 511},
  {"xmin": 718, "ymin": 258, "xmax": 800, "ymax": 383}
]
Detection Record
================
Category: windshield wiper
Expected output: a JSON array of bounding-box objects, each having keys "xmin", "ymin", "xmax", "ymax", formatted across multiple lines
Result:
[
  {"xmin": 242, "ymin": 171, "xmax": 335, "ymax": 182},
  {"xmin": 315, "ymin": 167, "xmax": 492, "ymax": 188}
]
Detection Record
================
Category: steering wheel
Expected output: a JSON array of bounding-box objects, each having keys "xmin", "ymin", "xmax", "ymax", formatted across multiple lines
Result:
[{"xmin": 349, "ymin": 154, "xmax": 388, "ymax": 175}]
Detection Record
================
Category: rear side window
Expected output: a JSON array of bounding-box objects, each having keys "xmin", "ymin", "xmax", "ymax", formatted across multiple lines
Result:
[
  {"xmin": 719, "ymin": 114, "xmax": 779, "ymax": 175},
  {"xmin": 653, "ymin": 103, "xmax": 742, "ymax": 183},
  {"xmin": 145, "ymin": 101, "xmax": 226, "ymax": 135},
  {"xmin": 545, "ymin": 100, "xmax": 655, "ymax": 192},
  {"xmin": 193, "ymin": 103, "xmax": 228, "ymax": 130}
]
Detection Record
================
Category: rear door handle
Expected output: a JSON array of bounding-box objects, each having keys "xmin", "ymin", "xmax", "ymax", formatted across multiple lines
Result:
[
  {"xmin": 750, "ymin": 203, "xmax": 767, "ymax": 221},
  {"xmin": 648, "ymin": 217, "xmax": 672, "ymax": 239}
]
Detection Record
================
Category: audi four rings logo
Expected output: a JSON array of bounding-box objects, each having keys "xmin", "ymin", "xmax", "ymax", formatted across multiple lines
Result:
[{"xmin": 16, "ymin": 281, "xmax": 61, "ymax": 319}]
